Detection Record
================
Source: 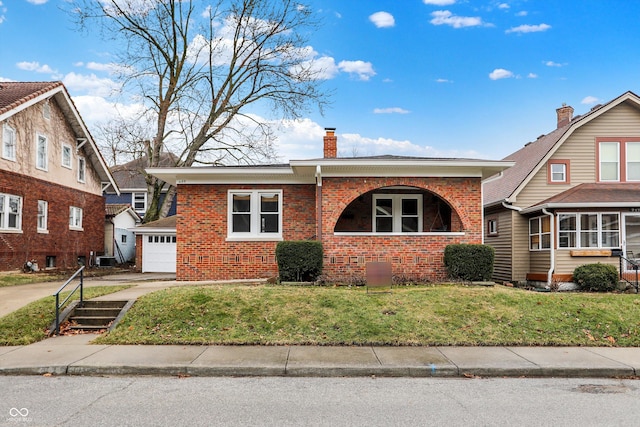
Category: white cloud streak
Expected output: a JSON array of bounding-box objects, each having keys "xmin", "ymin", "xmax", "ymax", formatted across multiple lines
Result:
[
  {"xmin": 506, "ymin": 23, "xmax": 551, "ymax": 34},
  {"xmin": 338, "ymin": 60, "xmax": 376, "ymax": 81},
  {"xmin": 489, "ymin": 68, "xmax": 514, "ymax": 80},
  {"xmin": 369, "ymin": 11, "xmax": 395, "ymax": 28},
  {"xmin": 373, "ymin": 107, "xmax": 410, "ymax": 114},
  {"xmin": 430, "ymin": 10, "xmax": 483, "ymax": 28}
]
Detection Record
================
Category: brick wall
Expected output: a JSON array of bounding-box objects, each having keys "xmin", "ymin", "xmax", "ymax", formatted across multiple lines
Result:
[
  {"xmin": 175, "ymin": 176, "xmax": 482, "ymax": 282},
  {"xmin": 177, "ymin": 184, "xmax": 316, "ymax": 280},
  {"xmin": 0, "ymin": 169, "xmax": 105, "ymax": 271},
  {"xmin": 320, "ymin": 176, "xmax": 482, "ymax": 282}
]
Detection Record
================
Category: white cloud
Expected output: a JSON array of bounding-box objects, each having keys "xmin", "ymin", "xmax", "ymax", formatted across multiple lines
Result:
[
  {"xmin": 498, "ymin": 3, "xmax": 510, "ymax": 9},
  {"xmin": 369, "ymin": 11, "xmax": 395, "ymax": 28},
  {"xmin": 544, "ymin": 60, "xmax": 564, "ymax": 67},
  {"xmin": 373, "ymin": 107, "xmax": 410, "ymax": 114},
  {"xmin": 62, "ymin": 72, "xmax": 120, "ymax": 97},
  {"xmin": 489, "ymin": 68, "xmax": 514, "ymax": 80},
  {"xmin": 423, "ymin": 0, "xmax": 456, "ymax": 5},
  {"xmin": 430, "ymin": 10, "xmax": 483, "ymax": 28},
  {"xmin": 338, "ymin": 60, "xmax": 376, "ymax": 81},
  {"xmin": 581, "ymin": 96, "xmax": 601, "ymax": 105},
  {"xmin": 506, "ymin": 23, "xmax": 551, "ymax": 34},
  {"xmin": 527, "ymin": 73, "xmax": 538, "ymax": 79},
  {"xmin": 72, "ymin": 95, "xmax": 145, "ymax": 125},
  {"xmin": 436, "ymin": 78, "xmax": 453, "ymax": 83},
  {"xmin": 516, "ymin": 11, "xmax": 528, "ymax": 17},
  {"xmin": 0, "ymin": 1, "xmax": 5, "ymax": 25},
  {"xmin": 16, "ymin": 61, "xmax": 55, "ymax": 73},
  {"xmin": 26, "ymin": 0, "xmax": 48, "ymax": 4}
]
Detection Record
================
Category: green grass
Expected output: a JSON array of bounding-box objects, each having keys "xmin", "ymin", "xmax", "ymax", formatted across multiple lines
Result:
[
  {"xmin": 95, "ymin": 284, "xmax": 640, "ymax": 347},
  {"xmin": 0, "ymin": 286, "xmax": 131, "ymax": 345}
]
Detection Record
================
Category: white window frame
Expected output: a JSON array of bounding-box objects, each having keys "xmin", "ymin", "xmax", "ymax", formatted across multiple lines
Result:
[
  {"xmin": 529, "ymin": 216, "xmax": 551, "ymax": 251},
  {"xmin": 558, "ymin": 212, "xmax": 620, "ymax": 249},
  {"xmin": 0, "ymin": 193, "xmax": 22, "ymax": 232},
  {"xmin": 487, "ymin": 218, "xmax": 498, "ymax": 236},
  {"xmin": 550, "ymin": 163, "xmax": 566, "ymax": 182},
  {"xmin": 227, "ymin": 190, "xmax": 283, "ymax": 241},
  {"xmin": 372, "ymin": 194, "xmax": 423, "ymax": 234},
  {"xmin": 2, "ymin": 124, "xmax": 16, "ymax": 161},
  {"xmin": 62, "ymin": 144, "xmax": 72, "ymax": 169},
  {"xmin": 599, "ymin": 141, "xmax": 620, "ymax": 182},
  {"xmin": 69, "ymin": 206, "xmax": 83, "ymax": 231},
  {"xmin": 37, "ymin": 200, "xmax": 48, "ymax": 233},
  {"xmin": 77, "ymin": 157, "xmax": 86, "ymax": 183},
  {"xmin": 132, "ymin": 192, "xmax": 147, "ymax": 214},
  {"xmin": 626, "ymin": 141, "xmax": 640, "ymax": 182},
  {"xmin": 42, "ymin": 101, "xmax": 51, "ymax": 120},
  {"xmin": 36, "ymin": 134, "xmax": 48, "ymax": 171}
]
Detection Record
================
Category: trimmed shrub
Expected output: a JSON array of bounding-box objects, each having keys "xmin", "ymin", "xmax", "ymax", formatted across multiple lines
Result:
[
  {"xmin": 573, "ymin": 263, "xmax": 618, "ymax": 292},
  {"xmin": 444, "ymin": 244, "xmax": 495, "ymax": 282},
  {"xmin": 276, "ymin": 241, "xmax": 323, "ymax": 282}
]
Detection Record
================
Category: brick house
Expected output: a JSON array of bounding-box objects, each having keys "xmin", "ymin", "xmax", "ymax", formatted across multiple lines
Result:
[
  {"xmin": 0, "ymin": 82, "xmax": 118, "ymax": 271},
  {"xmin": 146, "ymin": 129, "xmax": 511, "ymax": 281},
  {"xmin": 484, "ymin": 91, "xmax": 640, "ymax": 287}
]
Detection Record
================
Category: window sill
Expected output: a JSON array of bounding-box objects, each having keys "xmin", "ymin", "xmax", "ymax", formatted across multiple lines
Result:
[
  {"xmin": 333, "ymin": 232, "xmax": 465, "ymax": 236},
  {"xmin": 0, "ymin": 229, "xmax": 23, "ymax": 234},
  {"xmin": 69, "ymin": 227, "xmax": 84, "ymax": 232},
  {"xmin": 226, "ymin": 235, "xmax": 283, "ymax": 242},
  {"xmin": 37, "ymin": 229, "xmax": 49, "ymax": 234}
]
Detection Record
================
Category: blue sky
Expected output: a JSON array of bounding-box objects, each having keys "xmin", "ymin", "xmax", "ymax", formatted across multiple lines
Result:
[{"xmin": 2, "ymin": 1, "xmax": 640, "ymax": 163}]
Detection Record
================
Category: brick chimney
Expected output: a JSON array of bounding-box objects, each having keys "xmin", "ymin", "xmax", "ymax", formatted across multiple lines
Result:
[
  {"xmin": 323, "ymin": 128, "xmax": 337, "ymax": 158},
  {"xmin": 556, "ymin": 103, "xmax": 574, "ymax": 128}
]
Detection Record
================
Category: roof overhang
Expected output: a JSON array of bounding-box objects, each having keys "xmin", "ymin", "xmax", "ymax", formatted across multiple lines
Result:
[
  {"xmin": 148, "ymin": 159, "xmax": 514, "ymax": 185},
  {"xmin": 522, "ymin": 202, "xmax": 640, "ymax": 215}
]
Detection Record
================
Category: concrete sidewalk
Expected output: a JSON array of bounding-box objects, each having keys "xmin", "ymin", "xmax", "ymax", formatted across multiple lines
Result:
[
  {"xmin": 1, "ymin": 335, "xmax": 639, "ymax": 378},
  {"xmin": 1, "ymin": 272, "xmax": 640, "ymax": 379}
]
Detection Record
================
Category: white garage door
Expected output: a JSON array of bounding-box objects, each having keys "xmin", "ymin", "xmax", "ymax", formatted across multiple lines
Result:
[{"xmin": 142, "ymin": 234, "xmax": 176, "ymax": 273}]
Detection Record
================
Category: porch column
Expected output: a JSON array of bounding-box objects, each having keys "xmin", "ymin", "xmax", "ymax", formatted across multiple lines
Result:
[{"xmin": 316, "ymin": 165, "xmax": 322, "ymax": 241}]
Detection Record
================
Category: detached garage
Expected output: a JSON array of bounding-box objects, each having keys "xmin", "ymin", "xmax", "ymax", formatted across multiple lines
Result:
[{"xmin": 133, "ymin": 216, "xmax": 177, "ymax": 273}]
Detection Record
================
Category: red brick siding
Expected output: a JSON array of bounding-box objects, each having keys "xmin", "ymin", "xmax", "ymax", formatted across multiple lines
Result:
[
  {"xmin": 0, "ymin": 169, "xmax": 105, "ymax": 271},
  {"xmin": 320, "ymin": 177, "xmax": 482, "ymax": 282},
  {"xmin": 176, "ymin": 176, "xmax": 482, "ymax": 282},
  {"xmin": 177, "ymin": 184, "xmax": 316, "ymax": 280}
]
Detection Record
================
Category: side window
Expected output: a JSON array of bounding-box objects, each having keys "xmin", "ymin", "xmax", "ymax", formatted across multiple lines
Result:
[
  {"xmin": 77, "ymin": 157, "xmax": 86, "ymax": 183},
  {"xmin": 0, "ymin": 194, "xmax": 22, "ymax": 231},
  {"xmin": 36, "ymin": 134, "xmax": 48, "ymax": 171},
  {"xmin": 62, "ymin": 144, "xmax": 72, "ymax": 169},
  {"xmin": 69, "ymin": 206, "xmax": 83, "ymax": 230},
  {"xmin": 2, "ymin": 124, "xmax": 16, "ymax": 161},
  {"xmin": 37, "ymin": 200, "xmax": 48, "ymax": 232},
  {"xmin": 228, "ymin": 190, "xmax": 282, "ymax": 239}
]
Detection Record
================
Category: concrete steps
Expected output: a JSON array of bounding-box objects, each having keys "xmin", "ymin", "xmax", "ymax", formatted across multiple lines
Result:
[{"xmin": 68, "ymin": 300, "xmax": 129, "ymax": 332}]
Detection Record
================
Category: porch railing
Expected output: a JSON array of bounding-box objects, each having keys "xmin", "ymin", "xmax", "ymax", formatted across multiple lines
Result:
[
  {"xmin": 52, "ymin": 266, "xmax": 85, "ymax": 335},
  {"xmin": 616, "ymin": 253, "xmax": 639, "ymax": 293}
]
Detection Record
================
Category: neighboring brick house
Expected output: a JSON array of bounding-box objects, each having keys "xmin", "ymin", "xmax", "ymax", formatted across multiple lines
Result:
[
  {"xmin": 484, "ymin": 91, "xmax": 640, "ymax": 286},
  {"xmin": 0, "ymin": 81, "xmax": 118, "ymax": 271},
  {"xmin": 146, "ymin": 129, "xmax": 511, "ymax": 281},
  {"xmin": 104, "ymin": 154, "xmax": 177, "ymax": 219}
]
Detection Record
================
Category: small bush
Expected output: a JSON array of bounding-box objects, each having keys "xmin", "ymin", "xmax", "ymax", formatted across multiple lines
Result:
[
  {"xmin": 276, "ymin": 241, "xmax": 323, "ymax": 282},
  {"xmin": 573, "ymin": 263, "xmax": 618, "ymax": 292},
  {"xmin": 444, "ymin": 244, "xmax": 495, "ymax": 282}
]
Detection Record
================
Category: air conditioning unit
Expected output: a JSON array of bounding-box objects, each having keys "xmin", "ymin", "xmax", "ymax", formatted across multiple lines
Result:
[{"xmin": 96, "ymin": 256, "xmax": 116, "ymax": 267}]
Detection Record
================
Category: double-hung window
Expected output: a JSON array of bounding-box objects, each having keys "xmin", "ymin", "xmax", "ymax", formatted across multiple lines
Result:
[
  {"xmin": 36, "ymin": 134, "xmax": 48, "ymax": 171},
  {"xmin": 626, "ymin": 142, "xmax": 640, "ymax": 181},
  {"xmin": 62, "ymin": 144, "xmax": 72, "ymax": 169},
  {"xmin": 0, "ymin": 193, "xmax": 22, "ymax": 231},
  {"xmin": 133, "ymin": 192, "xmax": 147, "ymax": 214},
  {"xmin": 77, "ymin": 157, "xmax": 86, "ymax": 183},
  {"xmin": 558, "ymin": 213, "xmax": 619, "ymax": 249},
  {"xmin": 228, "ymin": 190, "xmax": 282, "ymax": 240},
  {"xmin": 372, "ymin": 194, "xmax": 422, "ymax": 233},
  {"xmin": 597, "ymin": 139, "xmax": 640, "ymax": 182},
  {"xmin": 37, "ymin": 200, "xmax": 48, "ymax": 232},
  {"xmin": 2, "ymin": 124, "xmax": 16, "ymax": 161},
  {"xmin": 69, "ymin": 206, "xmax": 83, "ymax": 230},
  {"xmin": 529, "ymin": 216, "xmax": 551, "ymax": 251}
]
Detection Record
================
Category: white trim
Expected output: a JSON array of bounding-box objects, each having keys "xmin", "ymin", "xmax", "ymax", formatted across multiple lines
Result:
[
  {"xmin": 557, "ymin": 211, "xmax": 621, "ymax": 250},
  {"xmin": 37, "ymin": 200, "xmax": 48, "ymax": 233},
  {"xmin": 77, "ymin": 156, "xmax": 86, "ymax": 183},
  {"xmin": 334, "ymin": 232, "xmax": 465, "ymax": 236},
  {"xmin": 2, "ymin": 123, "xmax": 16, "ymax": 161},
  {"xmin": 61, "ymin": 144, "xmax": 73, "ymax": 169},
  {"xmin": 372, "ymin": 194, "xmax": 423, "ymax": 233},
  {"xmin": 227, "ymin": 189, "xmax": 283, "ymax": 240},
  {"xmin": 35, "ymin": 133, "xmax": 48, "ymax": 171},
  {"xmin": 69, "ymin": 206, "xmax": 83, "ymax": 231}
]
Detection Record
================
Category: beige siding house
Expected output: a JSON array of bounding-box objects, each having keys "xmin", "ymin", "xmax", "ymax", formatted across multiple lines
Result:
[{"xmin": 484, "ymin": 91, "xmax": 640, "ymax": 286}]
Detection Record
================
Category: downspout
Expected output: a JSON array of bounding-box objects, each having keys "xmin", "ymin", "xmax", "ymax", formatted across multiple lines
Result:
[
  {"xmin": 542, "ymin": 208, "xmax": 555, "ymax": 287},
  {"xmin": 315, "ymin": 165, "xmax": 322, "ymax": 242}
]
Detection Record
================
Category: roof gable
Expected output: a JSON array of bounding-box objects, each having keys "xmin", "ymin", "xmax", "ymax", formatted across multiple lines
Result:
[
  {"xmin": 484, "ymin": 91, "xmax": 640, "ymax": 207},
  {"xmin": 0, "ymin": 81, "xmax": 119, "ymax": 194}
]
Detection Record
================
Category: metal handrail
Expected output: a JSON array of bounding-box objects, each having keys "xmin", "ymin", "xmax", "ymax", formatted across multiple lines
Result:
[
  {"xmin": 617, "ymin": 254, "xmax": 639, "ymax": 293},
  {"xmin": 52, "ymin": 266, "xmax": 85, "ymax": 335}
]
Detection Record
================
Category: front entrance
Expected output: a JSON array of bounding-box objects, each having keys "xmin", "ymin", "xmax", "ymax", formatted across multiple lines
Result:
[{"xmin": 623, "ymin": 214, "xmax": 640, "ymax": 270}]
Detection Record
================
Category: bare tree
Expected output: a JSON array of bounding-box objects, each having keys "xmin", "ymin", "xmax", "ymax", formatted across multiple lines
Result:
[{"xmin": 72, "ymin": 0, "xmax": 329, "ymax": 222}]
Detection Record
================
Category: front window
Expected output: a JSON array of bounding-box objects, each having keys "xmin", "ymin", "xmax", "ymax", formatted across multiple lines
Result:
[
  {"xmin": 2, "ymin": 124, "xmax": 16, "ymax": 161},
  {"xmin": 77, "ymin": 157, "xmax": 86, "ymax": 182},
  {"xmin": 372, "ymin": 194, "xmax": 423, "ymax": 233},
  {"xmin": 36, "ymin": 134, "xmax": 48, "ymax": 170},
  {"xmin": 133, "ymin": 192, "xmax": 147, "ymax": 214},
  {"xmin": 62, "ymin": 145, "xmax": 72, "ymax": 169},
  {"xmin": 529, "ymin": 216, "xmax": 551, "ymax": 251},
  {"xmin": 558, "ymin": 213, "xmax": 619, "ymax": 249},
  {"xmin": 37, "ymin": 200, "xmax": 48, "ymax": 232},
  {"xmin": 626, "ymin": 142, "xmax": 640, "ymax": 181},
  {"xmin": 69, "ymin": 206, "xmax": 83, "ymax": 230},
  {"xmin": 0, "ymin": 194, "xmax": 22, "ymax": 231},
  {"xmin": 228, "ymin": 190, "xmax": 282, "ymax": 239}
]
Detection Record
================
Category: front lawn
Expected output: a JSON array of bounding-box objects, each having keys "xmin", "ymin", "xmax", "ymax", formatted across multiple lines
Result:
[{"xmin": 95, "ymin": 284, "xmax": 640, "ymax": 346}]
